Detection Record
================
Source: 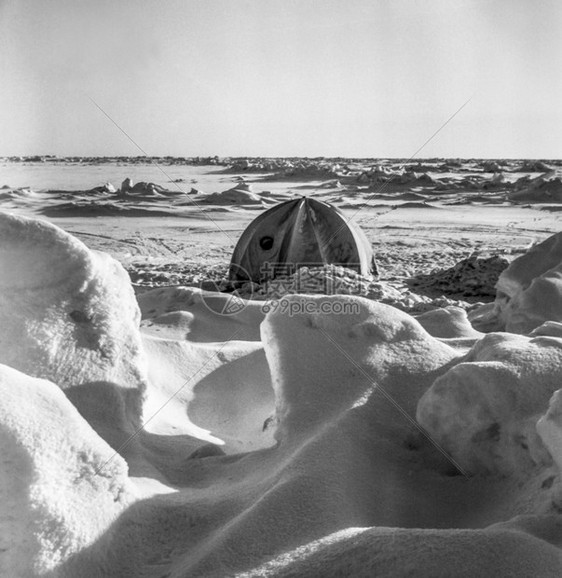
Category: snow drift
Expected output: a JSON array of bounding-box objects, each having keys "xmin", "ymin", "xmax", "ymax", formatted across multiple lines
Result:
[
  {"xmin": 479, "ymin": 231, "xmax": 562, "ymax": 333},
  {"xmin": 1, "ymin": 211, "xmax": 562, "ymax": 577},
  {"xmin": 0, "ymin": 365, "xmax": 135, "ymax": 576},
  {"xmin": 417, "ymin": 330, "xmax": 562, "ymax": 475},
  {"xmin": 0, "ymin": 212, "xmax": 147, "ymax": 431}
]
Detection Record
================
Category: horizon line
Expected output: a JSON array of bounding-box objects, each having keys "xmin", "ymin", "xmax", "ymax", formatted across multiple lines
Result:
[{"xmin": 2, "ymin": 154, "xmax": 562, "ymax": 162}]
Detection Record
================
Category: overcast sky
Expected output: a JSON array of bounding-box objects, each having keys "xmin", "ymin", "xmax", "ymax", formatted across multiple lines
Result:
[{"xmin": 1, "ymin": 0, "xmax": 561, "ymax": 158}]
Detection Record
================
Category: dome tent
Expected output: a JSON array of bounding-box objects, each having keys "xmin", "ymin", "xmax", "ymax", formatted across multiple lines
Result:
[{"xmin": 229, "ymin": 197, "xmax": 378, "ymax": 283}]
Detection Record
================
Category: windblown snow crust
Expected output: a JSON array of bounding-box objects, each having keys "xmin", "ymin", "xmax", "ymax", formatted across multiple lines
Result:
[
  {"xmin": 0, "ymin": 212, "xmax": 147, "ymax": 429},
  {"xmin": 0, "ymin": 364, "xmax": 135, "ymax": 576},
  {"xmin": 1, "ymin": 211, "xmax": 562, "ymax": 577},
  {"xmin": 476, "ymin": 232, "xmax": 562, "ymax": 334}
]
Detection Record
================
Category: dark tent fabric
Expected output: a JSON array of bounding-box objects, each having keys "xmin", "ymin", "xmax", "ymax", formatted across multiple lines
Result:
[{"xmin": 229, "ymin": 197, "xmax": 377, "ymax": 283}]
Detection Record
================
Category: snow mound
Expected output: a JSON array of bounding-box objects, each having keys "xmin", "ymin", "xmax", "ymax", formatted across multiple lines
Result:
[
  {"xmin": 40, "ymin": 200, "xmax": 176, "ymax": 218},
  {"xmin": 408, "ymin": 254, "xmax": 509, "ymax": 300},
  {"xmin": 502, "ymin": 264, "xmax": 562, "ymax": 334},
  {"xmin": 512, "ymin": 160, "xmax": 554, "ymax": 172},
  {"xmin": 241, "ymin": 523, "xmax": 562, "ymax": 578},
  {"xmin": 0, "ymin": 187, "xmax": 38, "ymax": 201},
  {"xmin": 88, "ymin": 182, "xmax": 116, "ymax": 194},
  {"xmin": 260, "ymin": 265, "xmax": 397, "ymax": 301},
  {"xmin": 137, "ymin": 286, "xmax": 276, "ymax": 453},
  {"xmin": 120, "ymin": 177, "xmax": 181, "ymax": 197},
  {"xmin": 508, "ymin": 170, "xmax": 562, "ymax": 204},
  {"xmin": 59, "ymin": 295, "xmax": 465, "ymax": 577},
  {"xmin": 494, "ymin": 232, "xmax": 562, "ymax": 333},
  {"xmin": 196, "ymin": 184, "xmax": 266, "ymax": 205},
  {"xmin": 262, "ymin": 294, "xmax": 458, "ymax": 440},
  {"xmin": 0, "ymin": 364, "xmax": 135, "ymax": 576},
  {"xmin": 138, "ymin": 285, "xmax": 266, "ymax": 342},
  {"xmin": 3, "ymin": 212, "xmax": 562, "ymax": 576},
  {"xmin": 417, "ymin": 330, "xmax": 562, "ymax": 474},
  {"xmin": 497, "ymin": 233, "xmax": 562, "ymax": 301},
  {"xmin": 0, "ymin": 211, "xmax": 147, "ymax": 428},
  {"xmin": 537, "ymin": 389, "xmax": 562, "ymax": 480},
  {"xmin": 414, "ymin": 306, "xmax": 483, "ymax": 340}
]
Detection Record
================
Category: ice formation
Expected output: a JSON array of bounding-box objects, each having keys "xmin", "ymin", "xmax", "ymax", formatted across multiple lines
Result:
[
  {"xmin": 494, "ymin": 232, "xmax": 562, "ymax": 333},
  {"xmin": 470, "ymin": 231, "xmax": 562, "ymax": 333},
  {"xmin": 417, "ymin": 330, "xmax": 562, "ymax": 475},
  {"xmin": 0, "ymin": 364, "xmax": 134, "ymax": 576},
  {"xmin": 1, "ymin": 211, "xmax": 562, "ymax": 576},
  {"xmin": 0, "ymin": 213, "xmax": 148, "ymax": 434}
]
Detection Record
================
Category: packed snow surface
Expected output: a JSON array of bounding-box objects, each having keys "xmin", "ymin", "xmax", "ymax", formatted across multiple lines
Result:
[{"xmin": 1, "ymin": 192, "xmax": 562, "ymax": 576}]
